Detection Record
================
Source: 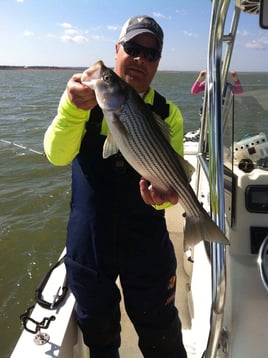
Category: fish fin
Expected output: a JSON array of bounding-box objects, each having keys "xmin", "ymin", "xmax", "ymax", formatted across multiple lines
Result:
[
  {"xmin": 152, "ymin": 112, "xmax": 171, "ymax": 142},
  {"xmin": 102, "ymin": 112, "xmax": 129, "ymax": 158},
  {"xmin": 183, "ymin": 210, "xmax": 230, "ymax": 253},
  {"xmin": 177, "ymin": 155, "xmax": 195, "ymax": 181},
  {"xmin": 103, "ymin": 133, "xmax": 119, "ymax": 158}
]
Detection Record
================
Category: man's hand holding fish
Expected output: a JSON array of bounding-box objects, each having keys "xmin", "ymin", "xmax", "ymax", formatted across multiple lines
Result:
[
  {"xmin": 139, "ymin": 178, "xmax": 179, "ymax": 206},
  {"xmin": 66, "ymin": 73, "xmax": 97, "ymax": 111}
]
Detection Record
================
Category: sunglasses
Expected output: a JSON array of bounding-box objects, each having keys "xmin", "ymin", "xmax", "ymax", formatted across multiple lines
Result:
[{"xmin": 120, "ymin": 41, "xmax": 161, "ymax": 63}]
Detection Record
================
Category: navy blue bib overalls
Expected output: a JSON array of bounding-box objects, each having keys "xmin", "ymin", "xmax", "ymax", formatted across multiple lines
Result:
[{"xmin": 65, "ymin": 95, "xmax": 187, "ymax": 357}]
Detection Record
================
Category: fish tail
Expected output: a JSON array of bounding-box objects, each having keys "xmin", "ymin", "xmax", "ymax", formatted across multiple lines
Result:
[{"xmin": 184, "ymin": 211, "xmax": 230, "ymax": 254}]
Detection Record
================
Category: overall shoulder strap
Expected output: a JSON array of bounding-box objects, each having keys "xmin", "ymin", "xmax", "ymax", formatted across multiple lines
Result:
[
  {"xmin": 86, "ymin": 105, "xmax": 103, "ymax": 132},
  {"xmin": 149, "ymin": 90, "xmax": 170, "ymax": 120}
]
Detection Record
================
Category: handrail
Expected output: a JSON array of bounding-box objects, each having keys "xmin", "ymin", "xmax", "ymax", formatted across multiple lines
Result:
[
  {"xmin": 257, "ymin": 236, "xmax": 268, "ymax": 291},
  {"xmin": 202, "ymin": 0, "xmax": 231, "ymax": 357},
  {"xmin": 198, "ymin": 153, "xmax": 210, "ymax": 180},
  {"xmin": 222, "ymin": 6, "xmax": 241, "ymax": 90},
  {"xmin": 195, "ymin": 1, "xmax": 264, "ymax": 356}
]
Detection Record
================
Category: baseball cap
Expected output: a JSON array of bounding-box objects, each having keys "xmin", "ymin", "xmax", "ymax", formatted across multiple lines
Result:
[{"xmin": 118, "ymin": 16, "xmax": 163, "ymax": 52}]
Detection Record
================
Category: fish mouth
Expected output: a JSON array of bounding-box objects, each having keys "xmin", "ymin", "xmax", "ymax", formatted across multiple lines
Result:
[
  {"xmin": 81, "ymin": 61, "xmax": 105, "ymax": 88},
  {"xmin": 81, "ymin": 78, "xmax": 97, "ymax": 89}
]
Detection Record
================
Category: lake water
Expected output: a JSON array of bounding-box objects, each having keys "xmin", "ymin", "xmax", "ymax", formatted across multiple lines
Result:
[{"xmin": 0, "ymin": 69, "xmax": 267, "ymax": 357}]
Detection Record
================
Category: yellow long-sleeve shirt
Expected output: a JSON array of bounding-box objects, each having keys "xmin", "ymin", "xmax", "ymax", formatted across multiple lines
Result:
[
  {"xmin": 44, "ymin": 87, "xmax": 184, "ymax": 209},
  {"xmin": 44, "ymin": 88, "xmax": 184, "ymax": 165}
]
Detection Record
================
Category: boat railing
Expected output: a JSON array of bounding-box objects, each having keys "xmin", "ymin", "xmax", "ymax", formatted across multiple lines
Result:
[
  {"xmin": 195, "ymin": 0, "xmax": 241, "ymax": 356},
  {"xmin": 197, "ymin": 0, "xmax": 268, "ymax": 355}
]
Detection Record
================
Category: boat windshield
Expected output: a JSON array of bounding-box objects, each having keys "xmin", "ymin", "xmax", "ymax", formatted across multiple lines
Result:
[{"xmin": 223, "ymin": 73, "xmax": 268, "ymax": 170}]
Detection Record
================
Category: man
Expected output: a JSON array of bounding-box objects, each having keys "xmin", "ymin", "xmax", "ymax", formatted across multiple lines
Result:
[{"xmin": 44, "ymin": 15, "xmax": 187, "ymax": 358}]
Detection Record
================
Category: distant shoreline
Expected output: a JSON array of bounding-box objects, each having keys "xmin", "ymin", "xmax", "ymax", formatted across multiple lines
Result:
[
  {"xmin": 0, "ymin": 65, "xmax": 86, "ymax": 71},
  {"xmin": 0, "ymin": 65, "xmax": 190, "ymax": 73},
  {"xmin": 0, "ymin": 66, "xmax": 266, "ymax": 74},
  {"xmin": 0, "ymin": 65, "xmax": 196, "ymax": 74}
]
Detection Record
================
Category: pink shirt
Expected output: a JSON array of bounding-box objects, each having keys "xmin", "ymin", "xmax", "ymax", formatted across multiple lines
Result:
[
  {"xmin": 191, "ymin": 80, "xmax": 243, "ymax": 95},
  {"xmin": 191, "ymin": 80, "xmax": 205, "ymax": 94}
]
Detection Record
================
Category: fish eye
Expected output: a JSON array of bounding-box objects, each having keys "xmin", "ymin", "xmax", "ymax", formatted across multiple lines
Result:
[
  {"xmin": 103, "ymin": 74, "xmax": 110, "ymax": 81},
  {"xmin": 102, "ymin": 70, "xmax": 112, "ymax": 82}
]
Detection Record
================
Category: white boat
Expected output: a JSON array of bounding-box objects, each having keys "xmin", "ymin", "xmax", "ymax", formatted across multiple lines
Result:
[{"xmin": 11, "ymin": 1, "xmax": 268, "ymax": 357}]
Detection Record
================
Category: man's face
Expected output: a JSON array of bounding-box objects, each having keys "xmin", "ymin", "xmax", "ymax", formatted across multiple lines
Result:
[{"xmin": 114, "ymin": 33, "xmax": 160, "ymax": 93}]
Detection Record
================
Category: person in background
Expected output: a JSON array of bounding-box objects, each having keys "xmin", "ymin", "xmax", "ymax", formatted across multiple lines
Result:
[
  {"xmin": 191, "ymin": 69, "xmax": 244, "ymax": 94},
  {"xmin": 44, "ymin": 15, "xmax": 187, "ymax": 358}
]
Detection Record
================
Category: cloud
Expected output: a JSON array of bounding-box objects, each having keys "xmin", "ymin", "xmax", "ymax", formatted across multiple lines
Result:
[
  {"xmin": 91, "ymin": 35, "xmax": 104, "ymax": 41},
  {"xmin": 183, "ymin": 30, "xmax": 198, "ymax": 38},
  {"xmin": 50, "ymin": 22, "xmax": 89, "ymax": 44},
  {"xmin": 175, "ymin": 9, "xmax": 187, "ymax": 16},
  {"xmin": 107, "ymin": 25, "xmax": 119, "ymax": 31},
  {"xmin": 245, "ymin": 39, "xmax": 266, "ymax": 49},
  {"xmin": 65, "ymin": 29, "xmax": 78, "ymax": 36},
  {"xmin": 237, "ymin": 29, "xmax": 250, "ymax": 37},
  {"xmin": 59, "ymin": 22, "xmax": 73, "ymax": 29},
  {"xmin": 48, "ymin": 21, "xmax": 119, "ymax": 45},
  {"xmin": 237, "ymin": 27, "xmax": 268, "ymax": 50},
  {"xmin": 60, "ymin": 34, "xmax": 88, "ymax": 44},
  {"xmin": 23, "ymin": 31, "xmax": 34, "ymax": 37},
  {"xmin": 152, "ymin": 12, "xmax": 171, "ymax": 20}
]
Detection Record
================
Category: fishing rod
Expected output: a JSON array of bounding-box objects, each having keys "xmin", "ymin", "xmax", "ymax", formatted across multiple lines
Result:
[
  {"xmin": 1, "ymin": 138, "xmax": 73, "ymax": 167},
  {"xmin": 0, "ymin": 139, "xmax": 45, "ymax": 156}
]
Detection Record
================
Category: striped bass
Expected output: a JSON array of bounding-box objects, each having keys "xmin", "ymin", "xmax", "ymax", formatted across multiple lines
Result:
[{"xmin": 81, "ymin": 60, "xmax": 229, "ymax": 257}]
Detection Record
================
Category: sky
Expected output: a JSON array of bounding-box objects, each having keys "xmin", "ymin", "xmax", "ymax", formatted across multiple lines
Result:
[{"xmin": 1, "ymin": 0, "xmax": 268, "ymax": 71}]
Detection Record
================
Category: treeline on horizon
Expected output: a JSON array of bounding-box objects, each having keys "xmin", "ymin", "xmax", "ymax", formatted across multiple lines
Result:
[
  {"xmin": 0, "ymin": 65, "xmax": 190, "ymax": 73},
  {"xmin": 0, "ymin": 65, "xmax": 86, "ymax": 71},
  {"xmin": 0, "ymin": 65, "xmax": 266, "ymax": 74}
]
